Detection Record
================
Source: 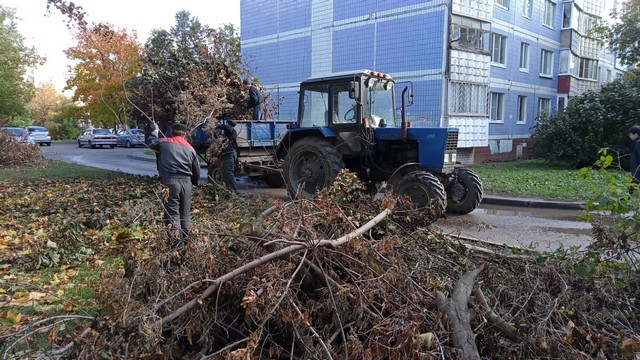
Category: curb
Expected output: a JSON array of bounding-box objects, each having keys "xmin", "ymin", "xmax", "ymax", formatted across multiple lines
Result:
[
  {"xmin": 127, "ymin": 152, "xmax": 585, "ymax": 210},
  {"xmin": 481, "ymin": 195, "xmax": 585, "ymax": 210}
]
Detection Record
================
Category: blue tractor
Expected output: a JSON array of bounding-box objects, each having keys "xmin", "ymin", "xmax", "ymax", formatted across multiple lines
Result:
[
  {"xmin": 192, "ymin": 70, "xmax": 483, "ymax": 219},
  {"xmin": 275, "ymin": 70, "xmax": 483, "ymax": 217}
]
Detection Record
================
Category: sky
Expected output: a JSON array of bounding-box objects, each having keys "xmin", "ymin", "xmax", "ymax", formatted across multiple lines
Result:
[{"xmin": 1, "ymin": 0, "xmax": 241, "ymax": 93}]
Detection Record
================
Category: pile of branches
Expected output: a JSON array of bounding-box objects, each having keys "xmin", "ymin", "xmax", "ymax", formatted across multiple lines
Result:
[
  {"xmin": 5, "ymin": 173, "xmax": 640, "ymax": 359},
  {"xmin": 0, "ymin": 133, "xmax": 50, "ymax": 168}
]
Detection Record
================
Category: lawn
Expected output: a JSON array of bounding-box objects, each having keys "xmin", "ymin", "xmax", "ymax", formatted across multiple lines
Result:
[
  {"xmin": 0, "ymin": 162, "xmax": 129, "ymax": 181},
  {"xmin": 468, "ymin": 159, "xmax": 628, "ymax": 201}
]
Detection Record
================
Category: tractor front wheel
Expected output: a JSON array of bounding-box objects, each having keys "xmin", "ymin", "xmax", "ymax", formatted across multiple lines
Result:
[
  {"xmin": 395, "ymin": 171, "xmax": 447, "ymax": 224},
  {"xmin": 283, "ymin": 138, "xmax": 344, "ymax": 199},
  {"xmin": 446, "ymin": 167, "xmax": 484, "ymax": 215}
]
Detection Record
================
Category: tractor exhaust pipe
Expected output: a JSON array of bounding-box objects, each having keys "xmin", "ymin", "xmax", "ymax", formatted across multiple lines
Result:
[{"xmin": 401, "ymin": 86, "xmax": 408, "ymax": 142}]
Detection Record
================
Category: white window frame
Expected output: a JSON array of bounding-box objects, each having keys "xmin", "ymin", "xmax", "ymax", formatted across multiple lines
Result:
[
  {"xmin": 540, "ymin": 49, "xmax": 554, "ymax": 78},
  {"xmin": 494, "ymin": 0, "xmax": 509, "ymax": 10},
  {"xmin": 538, "ymin": 98, "xmax": 551, "ymax": 117},
  {"xmin": 523, "ymin": 0, "xmax": 533, "ymax": 18},
  {"xmin": 517, "ymin": 96, "xmax": 527, "ymax": 124},
  {"xmin": 578, "ymin": 58, "xmax": 598, "ymax": 80},
  {"xmin": 519, "ymin": 43, "xmax": 530, "ymax": 72},
  {"xmin": 490, "ymin": 33, "xmax": 507, "ymax": 66},
  {"xmin": 543, "ymin": 0, "xmax": 556, "ymax": 29},
  {"xmin": 490, "ymin": 92, "xmax": 505, "ymax": 123}
]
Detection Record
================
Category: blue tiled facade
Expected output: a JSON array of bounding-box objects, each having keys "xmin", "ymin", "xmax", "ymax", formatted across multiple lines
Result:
[{"xmin": 240, "ymin": 0, "xmax": 621, "ymax": 156}]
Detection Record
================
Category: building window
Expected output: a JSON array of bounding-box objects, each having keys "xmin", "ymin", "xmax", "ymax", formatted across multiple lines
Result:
[
  {"xmin": 538, "ymin": 98, "xmax": 551, "ymax": 117},
  {"xmin": 519, "ymin": 43, "xmax": 529, "ymax": 71},
  {"xmin": 517, "ymin": 96, "xmax": 527, "ymax": 124},
  {"xmin": 490, "ymin": 33, "xmax": 507, "ymax": 65},
  {"xmin": 607, "ymin": 69, "xmax": 612, "ymax": 82},
  {"xmin": 559, "ymin": 49, "xmax": 570, "ymax": 74},
  {"xmin": 579, "ymin": 58, "xmax": 598, "ymax": 80},
  {"xmin": 490, "ymin": 92, "xmax": 505, "ymax": 122},
  {"xmin": 543, "ymin": 0, "xmax": 556, "ymax": 28},
  {"xmin": 562, "ymin": 3, "xmax": 572, "ymax": 28},
  {"xmin": 578, "ymin": 12, "xmax": 598, "ymax": 34},
  {"xmin": 523, "ymin": 0, "xmax": 533, "ymax": 18},
  {"xmin": 540, "ymin": 49, "xmax": 554, "ymax": 77},
  {"xmin": 451, "ymin": 16, "xmax": 491, "ymax": 52},
  {"xmin": 495, "ymin": 0, "xmax": 509, "ymax": 9},
  {"xmin": 449, "ymin": 82, "xmax": 489, "ymax": 116}
]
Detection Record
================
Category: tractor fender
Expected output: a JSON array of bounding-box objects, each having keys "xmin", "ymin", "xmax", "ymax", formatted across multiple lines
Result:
[
  {"xmin": 385, "ymin": 163, "xmax": 421, "ymax": 192},
  {"xmin": 275, "ymin": 127, "xmax": 336, "ymax": 161}
]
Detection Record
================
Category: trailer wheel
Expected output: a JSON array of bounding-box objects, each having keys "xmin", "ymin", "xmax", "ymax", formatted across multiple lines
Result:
[
  {"xmin": 264, "ymin": 172, "xmax": 285, "ymax": 188},
  {"xmin": 207, "ymin": 159, "xmax": 224, "ymax": 186},
  {"xmin": 283, "ymin": 137, "xmax": 344, "ymax": 199},
  {"xmin": 394, "ymin": 171, "xmax": 446, "ymax": 223},
  {"xmin": 446, "ymin": 167, "xmax": 484, "ymax": 215}
]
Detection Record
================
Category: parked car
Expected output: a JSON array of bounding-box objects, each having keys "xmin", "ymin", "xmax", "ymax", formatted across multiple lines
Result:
[
  {"xmin": 116, "ymin": 129, "xmax": 146, "ymax": 148},
  {"xmin": 77, "ymin": 128, "xmax": 117, "ymax": 148},
  {"xmin": 26, "ymin": 125, "xmax": 52, "ymax": 146},
  {"xmin": 1, "ymin": 127, "xmax": 35, "ymax": 144}
]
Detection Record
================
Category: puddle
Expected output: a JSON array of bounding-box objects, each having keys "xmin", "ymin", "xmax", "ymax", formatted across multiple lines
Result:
[{"xmin": 473, "ymin": 204, "xmax": 585, "ymax": 221}]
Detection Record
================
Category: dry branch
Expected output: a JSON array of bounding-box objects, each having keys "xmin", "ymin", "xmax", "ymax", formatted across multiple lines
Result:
[
  {"xmin": 436, "ymin": 264, "xmax": 487, "ymax": 360},
  {"xmin": 472, "ymin": 286, "xmax": 522, "ymax": 342},
  {"xmin": 155, "ymin": 208, "xmax": 392, "ymax": 327}
]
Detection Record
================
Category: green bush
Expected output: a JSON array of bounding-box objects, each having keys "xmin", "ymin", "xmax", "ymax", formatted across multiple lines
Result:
[
  {"xmin": 532, "ymin": 69, "xmax": 640, "ymax": 168},
  {"xmin": 47, "ymin": 118, "xmax": 82, "ymax": 140}
]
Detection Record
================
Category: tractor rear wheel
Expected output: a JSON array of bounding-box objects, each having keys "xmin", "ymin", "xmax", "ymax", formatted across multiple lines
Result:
[
  {"xmin": 283, "ymin": 137, "xmax": 343, "ymax": 199},
  {"xmin": 395, "ymin": 171, "xmax": 446, "ymax": 223},
  {"xmin": 446, "ymin": 167, "xmax": 484, "ymax": 215},
  {"xmin": 264, "ymin": 172, "xmax": 285, "ymax": 188}
]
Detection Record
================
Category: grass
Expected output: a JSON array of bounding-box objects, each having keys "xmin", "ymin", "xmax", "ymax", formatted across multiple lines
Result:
[
  {"xmin": 0, "ymin": 158, "xmax": 626, "ymax": 202},
  {"xmin": 468, "ymin": 159, "xmax": 628, "ymax": 201},
  {"xmin": 0, "ymin": 161, "xmax": 133, "ymax": 181}
]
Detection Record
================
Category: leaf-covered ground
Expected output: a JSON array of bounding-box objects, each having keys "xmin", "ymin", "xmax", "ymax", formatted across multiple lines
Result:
[{"xmin": 0, "ymin": 167, "xmax": 639, "ymax": 359}]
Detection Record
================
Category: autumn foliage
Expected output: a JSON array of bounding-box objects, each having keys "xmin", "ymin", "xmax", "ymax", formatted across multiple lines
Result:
[
  {"xmin": 0, "ymin": 132, "xmax": 49, "ymax": 168},
  {"xmin": 1, "ymin": 171, "xmax": 639, "ymax": 359}
]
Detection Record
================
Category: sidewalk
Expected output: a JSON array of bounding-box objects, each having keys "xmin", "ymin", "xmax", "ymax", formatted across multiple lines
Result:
[{"xmin": 127, "ymin": 151, "xmax": 585, "ymax": 210}]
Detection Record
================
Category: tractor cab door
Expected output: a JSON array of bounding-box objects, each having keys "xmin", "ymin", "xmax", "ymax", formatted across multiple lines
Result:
[{"xmin": 329, "ymin": 83, "xmax": 362, "ymax": 155}]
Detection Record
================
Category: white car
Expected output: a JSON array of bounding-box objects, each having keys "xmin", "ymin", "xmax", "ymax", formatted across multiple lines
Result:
[
  {"xmin": 1, "ymin": 127, "xmax": 35, "ymax": 144},
  {"xmin": 77, "ymin": 128, "xmax": 117, "ymax": 149},
  {"xmin": 26, "ymin": 126, "xmax": 52, "ymax": 146}
]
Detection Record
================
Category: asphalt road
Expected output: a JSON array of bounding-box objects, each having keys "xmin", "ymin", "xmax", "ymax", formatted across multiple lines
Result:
[{"xmin": 41, "ymin": 141, "xmax": 594, "ymax": 251}]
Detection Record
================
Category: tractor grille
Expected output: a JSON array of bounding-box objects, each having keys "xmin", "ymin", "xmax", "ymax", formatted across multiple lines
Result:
[{"xmin": 446, "ymin": 130, "xmax": 459, "ymax": 151}]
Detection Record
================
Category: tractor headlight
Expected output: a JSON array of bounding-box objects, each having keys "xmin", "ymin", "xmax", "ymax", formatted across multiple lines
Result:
[{"xmin": 444, "ymin": 152, "xmax": 457, "ymax": 164}]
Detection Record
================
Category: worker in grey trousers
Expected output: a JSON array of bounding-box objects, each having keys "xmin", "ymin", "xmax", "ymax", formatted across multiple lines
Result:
[{"xmin": 149, "ymin": 122, "xmax": 200, "ymax": 249}]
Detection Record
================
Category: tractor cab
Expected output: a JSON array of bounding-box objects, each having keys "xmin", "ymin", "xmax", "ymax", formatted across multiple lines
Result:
[
  {"xmin": 295, "ymin": 70, "xmax": 395, "ymax": 156},
  {"xmin": 298, "ymin": 70, "xmax": 395, "ymax": 129}
]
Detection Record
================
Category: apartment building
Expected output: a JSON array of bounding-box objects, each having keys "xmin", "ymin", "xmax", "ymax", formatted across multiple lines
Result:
[{"xmin": 240, "ymin": 0, "xmax": 623, "ymax": 163}]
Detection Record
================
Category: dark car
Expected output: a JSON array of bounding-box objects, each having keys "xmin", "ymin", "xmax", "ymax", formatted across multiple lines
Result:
[
  {"xmin": 77, "ymin": 128, "xmax": 117, "ymax": 148},
  {"xmin": 116, "ymin": 129, "xmax": 146, "ymax": 148},
  {"xmin": 26, "ymin": 126, "xmax": 52, "ymax": 146}
]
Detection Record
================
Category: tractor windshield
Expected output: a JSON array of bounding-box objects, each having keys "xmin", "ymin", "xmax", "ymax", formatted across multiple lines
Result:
[{"xmin": 363, "ymin": 79, "xmax": 395, "ymax": 128}]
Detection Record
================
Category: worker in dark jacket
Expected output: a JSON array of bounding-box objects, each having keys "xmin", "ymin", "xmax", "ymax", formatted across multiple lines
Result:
[
  {"xmin": 149, "ymin": 122, "xmax": 200, "ymax": 247},
  {"xmin": 215, "ymin": 120, "xmax": 238, "ymax": 192},
  {"xmin": 242, "ymin": 79, "xmax": 264, "ymax": 120}
]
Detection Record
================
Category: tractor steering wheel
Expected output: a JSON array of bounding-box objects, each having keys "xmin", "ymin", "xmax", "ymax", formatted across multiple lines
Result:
[{"xmin": 343, "ymin": 107, "xmax": 356, "ymax": 122}]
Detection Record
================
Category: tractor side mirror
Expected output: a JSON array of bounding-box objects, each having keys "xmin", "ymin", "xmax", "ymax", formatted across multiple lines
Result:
[{"xmin": 349, "ymin": 81, "xmax": 360, "ymax": 100}]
